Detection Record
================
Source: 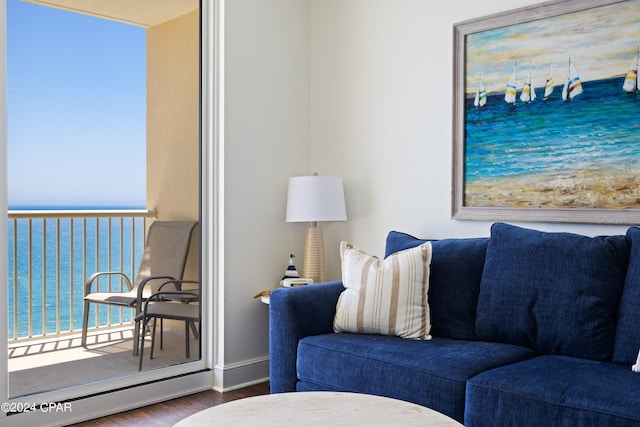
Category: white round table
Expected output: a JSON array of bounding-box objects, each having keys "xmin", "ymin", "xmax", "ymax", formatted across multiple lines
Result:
[{"xmin": 174, "ymin": 391, "xmax": 462, "ymax": 426}]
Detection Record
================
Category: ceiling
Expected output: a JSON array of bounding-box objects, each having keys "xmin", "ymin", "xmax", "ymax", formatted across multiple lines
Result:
[{"xmin": 22, "ymin": 0, "xmax": 199, "ymax": 28}]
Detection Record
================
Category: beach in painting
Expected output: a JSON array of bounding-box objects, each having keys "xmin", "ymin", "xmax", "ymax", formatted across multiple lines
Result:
[
  {"xmin": 465, "ymin": 77, "xmax": 640, "ymax": 208},
  {"xmin": 465, "ymin": 167, "xmax": 640, "ymax": 209}
]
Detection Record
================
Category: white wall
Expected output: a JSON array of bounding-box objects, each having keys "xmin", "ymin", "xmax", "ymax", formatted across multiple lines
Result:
[
  {"xmin": 221, "ymin": 0, "xmax": 310, "ymax": 388},
  {"xmin": 222, "ymin": 0, "xmax": 631, "ymax": 388}
]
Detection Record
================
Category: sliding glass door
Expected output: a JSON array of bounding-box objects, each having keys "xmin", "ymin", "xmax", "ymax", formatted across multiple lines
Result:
[{"xmin": 1, "ymin": 0, "xmax": 215, "ymax": 425}]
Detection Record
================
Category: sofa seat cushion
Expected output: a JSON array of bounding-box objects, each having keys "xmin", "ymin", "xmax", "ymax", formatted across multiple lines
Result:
[
  {"xmin": 465, "ymin": 356, "xmax": 640, "ymax": 426},
  {"xmin": 296, "ymin": 333, "xmax": 536, "ymax": 423},
  {"xmin": 476, "ymin": 223, "xmax": 629, "ymax": 361},
  {"xmin": 385, "ymin": 231, "xmax": 488, "ymax": 340}
]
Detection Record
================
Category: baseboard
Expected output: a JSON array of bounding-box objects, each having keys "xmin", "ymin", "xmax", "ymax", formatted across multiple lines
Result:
[
  {"xmin": 213, "ymin": 355, "xmax": 269, "ymax": 392},
  {"xmin": 3, "ymin": 370, "xmax": 215, "ymax": 427}
]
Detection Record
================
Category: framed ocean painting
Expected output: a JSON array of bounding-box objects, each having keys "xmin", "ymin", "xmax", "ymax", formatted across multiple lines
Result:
[{"xmin": 452, "ymin": 0, "xmax": 640, "ymax": 224}]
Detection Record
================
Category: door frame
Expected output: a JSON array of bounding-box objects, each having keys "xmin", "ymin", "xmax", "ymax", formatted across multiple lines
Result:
[{"xmin": 0, "ymin": 0, "xmax": 219, "ymax": 425}]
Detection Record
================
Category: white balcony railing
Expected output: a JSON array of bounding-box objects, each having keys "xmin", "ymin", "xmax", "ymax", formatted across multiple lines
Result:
[{"xmin": 7, "ymin": 209, "xmax": 156, "ymax": 343}]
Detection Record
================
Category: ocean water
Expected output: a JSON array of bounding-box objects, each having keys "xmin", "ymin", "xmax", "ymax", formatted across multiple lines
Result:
[
  {"xmin": 7, "ymin": 213, "xmax": 145, "ymax": 339},
  {"xmin": 465, "ymin": 77, "xmax": 640, "ymax": 184}
]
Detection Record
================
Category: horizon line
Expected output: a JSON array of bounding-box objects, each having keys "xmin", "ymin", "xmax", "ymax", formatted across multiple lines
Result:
[{"xmin": 8, "ymin": 204, "xmax": 146, "ymax": 210}]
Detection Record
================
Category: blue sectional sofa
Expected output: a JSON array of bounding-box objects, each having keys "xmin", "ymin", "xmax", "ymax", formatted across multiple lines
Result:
[{"xmin": 269, "ymin": 223, "xmax": 640, "ymax": 426}]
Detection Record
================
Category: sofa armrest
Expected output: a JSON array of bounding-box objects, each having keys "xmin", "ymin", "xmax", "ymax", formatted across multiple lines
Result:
[{"xmin": 269, "ymin": 281, "xmax": 345, "ymax": 393}]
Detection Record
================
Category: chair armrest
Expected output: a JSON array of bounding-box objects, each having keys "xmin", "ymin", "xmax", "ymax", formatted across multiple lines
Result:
[
  {"xmin": 135, "ymin": 276, "xmax": 179, "ymax": 310},
  {"xmin": 157, "ymin": 279, "xmax": 199, "ymax": 292},
  {"xmin": 157, "ymin": 280, "xmax": 200, "ymax": 302},
  {"xmin": 137, "ymin": 290, "xmax": 200, "ymax": 321},
  {"xmin": 269, "ymin": 281, "xmax": 345, "ymax": 393},
  {"xmin": 84, "ymin": 272, "xmax": 132, "ymax": 296}
]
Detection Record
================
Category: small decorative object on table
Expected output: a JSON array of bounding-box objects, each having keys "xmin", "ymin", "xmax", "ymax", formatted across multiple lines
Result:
[
  {"xmin": 281, "ymin": 253, "xmax": 313, "ymax": 287},
  {"xmin": 253, "ymin": 253, "xmax": 312, "ymax": 304},
  {"xmin": 281, "ymin": 254, "xmax": 300, "ymax": 281}
]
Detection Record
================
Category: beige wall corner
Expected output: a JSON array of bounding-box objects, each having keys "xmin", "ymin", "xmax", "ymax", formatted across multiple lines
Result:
[{"xmin": 147, "ymin": 9, "xmax": 200, "ymax": 280}]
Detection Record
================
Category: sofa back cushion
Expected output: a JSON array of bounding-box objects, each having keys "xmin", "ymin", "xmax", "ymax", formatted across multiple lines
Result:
[
  {"xmin": 476, "ymin": 223, "xmax": 629, "ymax": 361},
  {"xmin": 613, "ymin": 227, "xmax": 640, "ymax": 365},
  {"xmin": 385, "ymin": 231, "xmax": 488, "ymax": 340}
]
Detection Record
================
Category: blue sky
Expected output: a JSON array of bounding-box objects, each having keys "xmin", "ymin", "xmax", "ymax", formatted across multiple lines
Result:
[
  {"xmin": 465, "ymin": 0, "xmax": 640, "ymax": 96},
  {"xmin": 7, "ymin": 0, "xmax": 146, "ymax": 208}
]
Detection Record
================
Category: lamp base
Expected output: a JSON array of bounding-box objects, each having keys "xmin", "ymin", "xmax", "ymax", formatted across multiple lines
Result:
[{"xmin": 303, "ymin": 225, "xmax": 325, "ymax": 284}]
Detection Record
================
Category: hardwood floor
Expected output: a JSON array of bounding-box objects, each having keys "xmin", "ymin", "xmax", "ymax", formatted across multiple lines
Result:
[{"xmin": 70, "ymin": 382, "xmax": 271, "ymax": 426}]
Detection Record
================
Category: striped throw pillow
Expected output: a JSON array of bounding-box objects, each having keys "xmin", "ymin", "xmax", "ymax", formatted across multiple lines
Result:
[{"xmin": 333, "ymin": 241, "xmax": 432, "ymax": 340}]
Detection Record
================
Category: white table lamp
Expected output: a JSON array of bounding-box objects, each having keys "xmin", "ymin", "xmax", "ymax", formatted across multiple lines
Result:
[{"xmin": 286, "ymin": 175, "xmax": 347, "ymax": 284}]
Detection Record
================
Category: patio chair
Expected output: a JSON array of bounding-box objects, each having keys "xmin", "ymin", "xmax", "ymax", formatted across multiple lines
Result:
[
  {"xmin": 136, "ymin": 280, "xmax": 200, "ymax": 370},
  {"xmin": 81, "ymin": 220, "xmax": 197, "ymax": 354}
]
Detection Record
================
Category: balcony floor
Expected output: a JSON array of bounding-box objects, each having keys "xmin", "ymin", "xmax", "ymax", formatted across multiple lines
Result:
[{"xmin": 8, "ymin": 326, "xmax": 199, "ymax": 397}]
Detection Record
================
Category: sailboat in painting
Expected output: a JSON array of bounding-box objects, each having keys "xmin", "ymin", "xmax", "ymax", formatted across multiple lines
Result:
[
  {"xmin": 562, "ymin": 58, "xmax": 583, "ymax": 101},
  {"xmin": 520, "ymin": 61, "xmax": 537, "ymax": 103},
  {"xmin": 543, "ymin": 62, "xmax": 555, "ymax": 101},
  {"xmin": 505, "ymin": 64, "xmax": 517, "ymax": 104},
  {"xmin": 622, "ymin": 46, "xmax": 639, "ymax": 94},
  {"xmin": 474, "ymin": 75, "xmax": 487, "ymax": 108}
]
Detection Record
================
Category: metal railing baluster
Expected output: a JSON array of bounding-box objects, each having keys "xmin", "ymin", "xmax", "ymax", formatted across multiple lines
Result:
[
  {"xmin": 43, "ymin": 218, "xmax": 47, "ymax": 336},
  {"xmin": 28, "ymin": 219, "xmax": 33, "ymax": 338},
  {"xmin": 12, "ymin": 218, "xmax": 18, "ymax": 340}
]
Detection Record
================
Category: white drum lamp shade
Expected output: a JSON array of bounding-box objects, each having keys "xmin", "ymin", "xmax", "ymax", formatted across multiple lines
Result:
[{"xmin": 286, "ymin": 175, "xmax": 347, "ymax": 283}]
